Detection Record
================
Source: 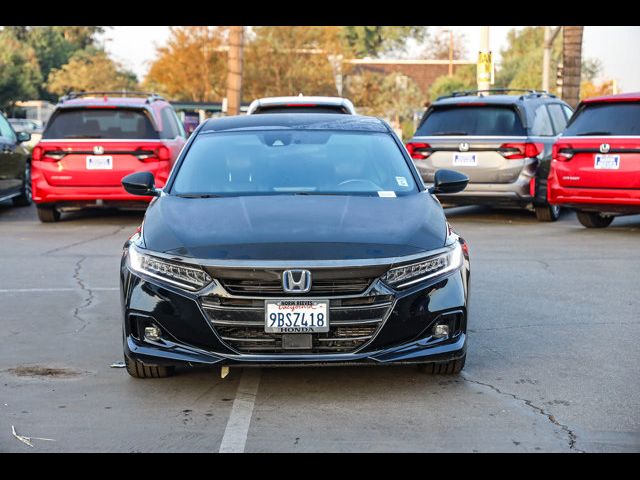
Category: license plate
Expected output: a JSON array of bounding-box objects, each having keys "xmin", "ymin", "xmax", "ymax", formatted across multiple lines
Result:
[
  {"xmin": 594, "ymin": 154, "xmax": 620, "ymax": 170},
  {"xmin": 86, "ymin": 155, "xmax": 113, "ymax": 170},
  {"xmin": 453, "ymin": 153, "xmax": 478, "ymax": 166},
  {"xmin": 265, "ymin": 299, "xmax": 329, "ymax": 333}
]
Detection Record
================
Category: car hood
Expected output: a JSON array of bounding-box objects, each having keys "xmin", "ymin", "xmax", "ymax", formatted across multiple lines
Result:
[{"xmin": 142, "ymin": 192, "xmax": 448, "ymax": 261}]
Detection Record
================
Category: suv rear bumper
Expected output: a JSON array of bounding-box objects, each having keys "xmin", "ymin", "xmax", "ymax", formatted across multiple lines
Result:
[
  {"xmin": 548, "ymin": 173, "xmax": 640, "ymax": 213},
  {"xmin": 435, "ymin": 177, "xmax": 533, "ymax": 207},
  {"xmin": 31, "ymin": 165, "xmax": 161, "ymax": 205}
]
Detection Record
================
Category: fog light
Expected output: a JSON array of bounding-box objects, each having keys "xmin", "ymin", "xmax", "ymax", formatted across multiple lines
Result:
[
  {"xmin": 433, "ymin": 324, "xmax": 449, "ymax": 338},
  {"xmin": 144, "ymin": 326, "xmax": 162, "ymax": 341}
]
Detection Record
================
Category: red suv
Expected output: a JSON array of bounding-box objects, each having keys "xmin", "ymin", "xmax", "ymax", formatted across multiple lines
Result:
[
  {"xmin": 548, "ymin": 92, "xmax": 640, "ymax": 228},
  {"xmin": 31, "ymin": 91, "xmax": 187, "ymax": 222}
]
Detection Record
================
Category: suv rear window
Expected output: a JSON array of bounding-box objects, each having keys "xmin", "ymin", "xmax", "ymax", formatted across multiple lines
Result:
[
  {"xmin": 563, "ymin": 102, "xmax": 640, "ymax": 136},
  {"xmin": 254, "ymin": 106, "xmax": 349, "ymax": 114},
  {"xmin": 43, "ymin": 108, "xmax": 159, "ymax": 140},
  {"xmin": 416, "ymin": 105, "xmax": 526, "ymax": 136}
]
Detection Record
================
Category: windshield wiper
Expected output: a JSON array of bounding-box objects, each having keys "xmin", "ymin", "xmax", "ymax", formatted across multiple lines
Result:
[
  {"xmin": 175, "ymin": 193, "xmax": 223, "ymax": 198},
  {"xmin": 576, "ymin": 131, "xmax": 612, "ymax": 136},
  {"xmin": 430, "ymin": 131, "xmax": 468, "ymax": 136},
  {"xmin": 63, "ymin": 135, "xmax": 103, "ymax": 139}
]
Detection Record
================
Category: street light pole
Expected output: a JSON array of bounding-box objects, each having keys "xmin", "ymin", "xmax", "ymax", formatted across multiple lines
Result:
[
  {"xmin": 542, "ymin": 26, "xmax": 562, "ymax": 92},
  {"xmin": 477, "ymin": 26, "xmax": 491, "ymax": 93}
]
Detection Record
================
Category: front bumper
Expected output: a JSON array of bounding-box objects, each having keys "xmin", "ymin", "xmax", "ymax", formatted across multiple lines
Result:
[{"xmin": 120, "ymin": 253, "xmax": 470, "ymax": 368}]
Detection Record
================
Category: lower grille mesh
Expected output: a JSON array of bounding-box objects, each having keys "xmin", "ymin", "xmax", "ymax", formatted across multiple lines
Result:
[{"xmin": 201, "ymin": 296, "xmax": 393, "ymax": 354}]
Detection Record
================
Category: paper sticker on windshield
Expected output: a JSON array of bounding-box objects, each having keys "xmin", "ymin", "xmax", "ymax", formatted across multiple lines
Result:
[
  {"xmin": 395, "ymin": 176, "xmax": 409, "ymax": 187},
  {"xmin": 378, "ymin": 191, "xmax": 397, "ymax": 198}
]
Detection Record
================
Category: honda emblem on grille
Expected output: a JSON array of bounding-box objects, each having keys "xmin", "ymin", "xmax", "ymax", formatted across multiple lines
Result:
[
  {"xmin": 282, "ymin": 269, "xmax": 312, "ymax": 293},
  {"xmin": 459, "ymin": 142, "xmax": 470, "ymax": 152},
  {"xmin": 93, "ymin": 145, "xmax": 105, "ymax": 155},
  {"xmin": 600, "ymin": 143, "xmax": 610, "ymax": 153}
]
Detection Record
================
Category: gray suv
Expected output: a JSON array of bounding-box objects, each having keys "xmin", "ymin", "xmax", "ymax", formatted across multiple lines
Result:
[{"xmin": 406, "ymin": 89, "xmax": 573, "ymax": 221}]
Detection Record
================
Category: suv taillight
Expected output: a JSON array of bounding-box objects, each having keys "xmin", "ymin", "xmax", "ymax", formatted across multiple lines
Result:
[
  {"xmin": 552, "ymin": 143, "xmax": 574, "ymax": 161},
  {"xmin": 32, "ymin": 146, "xmax": 65, "ymax": 162},
  {"xmin": 499, "ymin": 142, "xmax": 543, "ymax": 159},
  {"xmin": 135, "ymin": 146, "xmax": 171, "ymax": 162},
  {"xmin": 405, "ymin": 142, "xmax": 431, "ymax": 160}
]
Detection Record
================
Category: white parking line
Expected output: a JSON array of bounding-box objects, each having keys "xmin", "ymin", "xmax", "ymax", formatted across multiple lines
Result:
[
  {"xmin": 0, "ymin": 287, "xmax": 118, "ymax": 293},
  {"xmin": 218, "ymin": 368, "xmax": 262, "ymax": 453}
]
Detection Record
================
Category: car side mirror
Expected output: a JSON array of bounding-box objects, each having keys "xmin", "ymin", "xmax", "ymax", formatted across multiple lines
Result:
[
  {"xmin": 429, "ymin": 169, "xmax": 469, "ymax": 194},
  {"xmin": 17, "ymin": 131, "xmax": 31, "ymax": 143},
  {"xmin": 122, "ymin": 172, "xmax": 160, "ymax": 197}
]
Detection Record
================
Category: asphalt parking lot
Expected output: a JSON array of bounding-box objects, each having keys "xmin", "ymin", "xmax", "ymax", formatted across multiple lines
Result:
[{"xmin": 0, "ymin": 201, "xmax": 638, "ymax": 453}]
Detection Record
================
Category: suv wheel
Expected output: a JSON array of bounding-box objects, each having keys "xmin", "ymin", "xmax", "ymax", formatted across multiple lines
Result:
[
  {"xmin": 12, "ymin": 163, "xmax": 32, "ymax": 207},
  {"xmin": 534, "ymin": 204, "xmax": 560, "ymax": 222},
  {"xmin": 418, "ymin": 354, "xmax": 466, "ymax": 374},
  {"xmin": 124, "ymin": 351, "xmax": 174, "ymax": 379},
  {"xmin": 36, "ymin": 204, "xmax": 60, "ymax": 223},
  {"xmin": 576, "ymin": 211, "xmax": 614, "ymax": 228}
]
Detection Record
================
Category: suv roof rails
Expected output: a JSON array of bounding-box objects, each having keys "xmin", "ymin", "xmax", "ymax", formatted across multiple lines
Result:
[
  {"xmin": 59, "ymin": 91, "xmax": 166, "ymax": 104},
  {"xmin": 437, "ymin": 89, "xmax": 556, "ymax": 101}
]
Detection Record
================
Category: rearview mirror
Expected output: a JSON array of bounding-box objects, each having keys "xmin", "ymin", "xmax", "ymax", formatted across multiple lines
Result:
[
  {"xmin": 122, "ymin": 172, "xmax": 160, "ymax": 197},
  {"xmin": 429, "ymin": 169, "xmax": 469, "ymax": 195}
]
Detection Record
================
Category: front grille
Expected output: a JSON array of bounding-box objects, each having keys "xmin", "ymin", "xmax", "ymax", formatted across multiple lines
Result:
[
  {"xmin": 200, "ymin": 295, "xmax": 393, "ymax": 354},
  {"xmin": 220, "ymin": 278, "xmax": 374, "ymax": 296}
]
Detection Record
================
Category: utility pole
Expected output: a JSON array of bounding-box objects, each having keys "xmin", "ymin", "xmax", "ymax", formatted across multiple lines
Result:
[
  {"xmin": 542, "ymin": 26, "xmax": 562, "ymax": 92},
  {"xmin": 562, "ymin": 26, "xmax": 584, "ymax": 108},
  {"xmin": 477, "ymin": 26, "xmax": 491, "ymax": 93},
  {"xmin": 226, "ymin": 26, "xmax": 244, "ymax": 116}
]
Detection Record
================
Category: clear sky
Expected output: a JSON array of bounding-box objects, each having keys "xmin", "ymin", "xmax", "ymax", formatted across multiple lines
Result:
[{"xmin": 101, "ymin": 26, "xmax": 640, "ymax": 92}]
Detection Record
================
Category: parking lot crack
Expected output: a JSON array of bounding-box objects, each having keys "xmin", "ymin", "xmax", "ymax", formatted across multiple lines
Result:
[
  {"xmin": 462, "ymin": 374, "xmax": 584, "ymax": 453},
  {"xmin": 71, "ymin": 256, "xmax": 94, "ymax": 334},
  {"xmin": 44, "ymin": 225, "xmax": 129, "ymax": 255}
]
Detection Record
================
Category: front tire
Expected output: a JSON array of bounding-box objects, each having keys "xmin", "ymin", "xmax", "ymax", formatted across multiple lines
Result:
[
  {"xmin": 534, "ymin": 204, "xmax": 560, "ymax": 222},
  {"xmin": 36, "ymin": 205, "xmax": 60, "ymax": 223},
  {"xmin": 418, "ymin": 354, "xmax": 466, "ymax": 374},
  {"xmin": 124, "ymin": 351, "xmax": 174, "ymax": 379},
  {"xmin": 576, "ymin": 211, "xmax": 614, "ymax": 228}
]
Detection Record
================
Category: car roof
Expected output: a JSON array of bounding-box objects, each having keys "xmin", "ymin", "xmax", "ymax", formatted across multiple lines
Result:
[
  {"xmin": 247, "ymin": 96, "xmax": 356, "ymax": 113},
  {"xmin": 199, "ymin": 114, "xmax": 388, "ymax": 133},
  {"xmin": 581, "ymin": 91, "xmax": 640, "ymax": 104},
  {"xmin": 434, "ymin": 94, "xmax": 534, "ymax": 107},
  {"xmin": 57, "ymin": 97, "xmax": 157, "ymax": 108}
]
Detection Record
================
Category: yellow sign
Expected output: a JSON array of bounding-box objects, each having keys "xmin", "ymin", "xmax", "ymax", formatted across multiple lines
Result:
[{"xmin": 477, "ymin": 51, "xmax": 493, "ymax": 84}]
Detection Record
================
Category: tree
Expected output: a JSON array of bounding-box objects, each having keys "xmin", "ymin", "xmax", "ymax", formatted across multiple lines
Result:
[
  {"xmin": 420, "ymin": 28, "xmax": 467, "ymax": 60},
  {"xmin": 243, "ymin": 26, "xmax": 344, "ymax": 100},
  {"xmin": 144, "ymin": 26, "xmax": 227, "ymax": 102},
  {"xmin": 340, "ymin": 26, "xmax": 429, "ymax": 58},
  {"xmin": 3, "ymin": 26, "xmax": 106, "ymax": 101},
  {"xmin": 428, "ymin": 64, "xmax": 476, "ymax": 101},
  {"xmin": 562, "ymin": 26, "xmax": 584, "ymax": 108},
  {"xmin": 494, "ymin": 26, "xmax": 561, "ymax": 91},
  {"xmin": 46, "ymin": 49, "xmax": 138, "ymax": 96},
  {"xmin": 0, "ymin": 29, "xmax": 42, "ymax": 110}
]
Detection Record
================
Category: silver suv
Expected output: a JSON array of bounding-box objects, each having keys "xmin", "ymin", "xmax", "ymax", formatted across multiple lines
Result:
[{"xmin": 406, "ymin": 89, "xmax": 573, "ymax": 221}]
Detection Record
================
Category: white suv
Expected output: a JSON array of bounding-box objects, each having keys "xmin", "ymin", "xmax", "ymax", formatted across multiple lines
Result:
[{"xmin": 247, "ymin": 96, "xmax": 356, "ymax": 115}]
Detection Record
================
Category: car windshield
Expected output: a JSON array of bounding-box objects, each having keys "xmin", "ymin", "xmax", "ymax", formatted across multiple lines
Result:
[
  {"xmin": 563, "ymin": 102, "xmax": 640, "ymax": 136},
  {"xmin": 171, "ymin": 130, "xmax": 418, "ymax": 196},
  {"xmin": 43, "ymin": 108, "xmax": 159, "ymax": 139},
  {"xmin": 416, "ymin": 105, "xmax": 526, "ymax": 136}
]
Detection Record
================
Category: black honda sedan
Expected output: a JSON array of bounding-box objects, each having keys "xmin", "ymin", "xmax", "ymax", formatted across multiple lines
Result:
[{"xmin": 119, "ymin": 114, "xmax": 470, "ymax": 378}]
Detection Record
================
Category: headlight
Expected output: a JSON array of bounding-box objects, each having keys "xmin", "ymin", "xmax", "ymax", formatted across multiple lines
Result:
[
  {"xmin": 128, "ymin": 244, "xmax": 212, "ymax": 291},
  {"xmin": 382, "ymin": 242, "xmax": 463, "ymax": 289}
]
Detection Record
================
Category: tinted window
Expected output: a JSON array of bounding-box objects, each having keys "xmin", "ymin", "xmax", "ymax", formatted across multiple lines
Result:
[
  {"xmin": 0, "ymin": 115, "xmax": 17, "ymax": 142},
  {"xmin": 562, "ymin": 105, "xmax": 573, "ymax": 121},
  {"xmin": 531, "ymin": 105, "xmax": 554, "ymax": 136},
  {"xmin": 172, "ymin": 130, "xmax": 417, "ymax": 196},
  {"xmin": 564, "ymin": 102, "xmax": 640, "ymax": 136},
  {"xmin": 547, "ymin": 104, "xmax": 569, "ymax": 134},
  {"xmin": 416, "ymin": 106, "xmax": 526, "ymax": 136},
  {"xmin": 43, "ymin": 108, "xmax": 159, "ymax": 139},
  {"xmin": 160, "ymin": 107, "xmax": 179, "ymax": 139}
]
